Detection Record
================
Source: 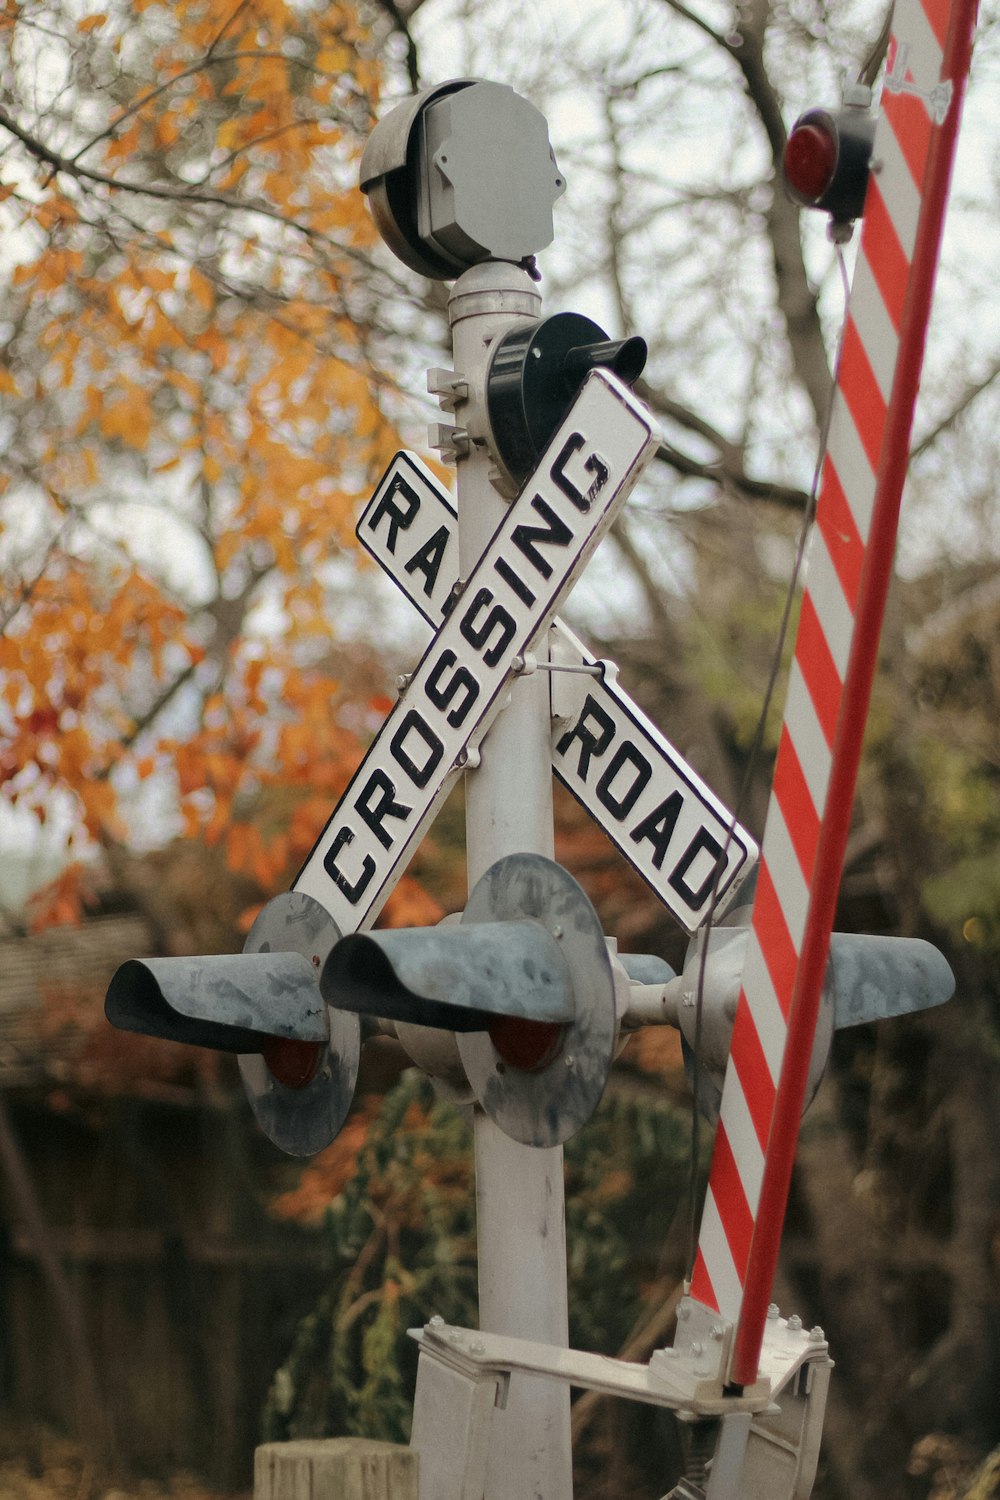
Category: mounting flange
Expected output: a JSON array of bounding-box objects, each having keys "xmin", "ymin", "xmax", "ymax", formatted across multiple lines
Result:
[
  {"xmin": 457, "ymin": 853, "xmax": 617, "ymax": 1147},
  {"xmin": 239, "ymin": 892, "xmax": 361, "ymax": 1157}
]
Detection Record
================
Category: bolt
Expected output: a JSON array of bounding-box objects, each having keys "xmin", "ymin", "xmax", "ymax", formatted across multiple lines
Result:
[
  {"xmin": 564, "ymin": 1054, "xmax": 575, "ymax": 1068},
  {"xmin": 767, "ymin": 1303, "xmax": 780, "ymax": 1321},
  {"xmin": 787, "ymin": 1314, "xmax": 802, "ymax": 1332},
  {"xmin": 551, "ymin": 924, "xmax": 563, "ymax": 939},
  {"xmin": 447, "ymin": 1330, "xmax": 462, "ymax": 1345},
  {"xmin": 428, "ymin": 421, "xmax": 471, "ymax": 459},
  {"xmin": 443, "ymin": 579, "xmax": 465, "ymax": 614},
  {"xmin": 429, "ymin": 1315, "xmax": 445, "ymax": 1328},
  {"xmin": 511, "ymin": 655, "xmax": 525, "ymax": 674},
  {"xmin": 470, "ymin": 1340, "xmax": 486, "ymax": 1355},
  {"xmin": 710, "ymin": 1325, "xmax": 724, "ymax": 1342},
  {"xmin": 690, "ymin": 1341, "xmax": 703, "ymax": 1357},
  {"xmin": 311, "ymin": 954, "xmax": 321, "ymax": 968},
  {"xmin": 678, "ymin": 1301, "xmax": 691, "ymax": 1321},
  {"xmin": 396, "ymin": 672, "xmax": 411, "ymax": 693},
  {"xmin": 809, "ymin": 1326, "xmax": 825, "ymax": 1344}
]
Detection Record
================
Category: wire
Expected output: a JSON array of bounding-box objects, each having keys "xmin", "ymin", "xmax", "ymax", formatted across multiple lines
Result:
[{"xmin": 683, "ymin": 241, "xmax": 853, "ymax": 1287}]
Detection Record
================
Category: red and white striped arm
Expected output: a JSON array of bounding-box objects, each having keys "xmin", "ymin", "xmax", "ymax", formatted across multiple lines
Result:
[{"xmin": 689, "ymin": 0, "xmax": 979, "ymax": 1388}]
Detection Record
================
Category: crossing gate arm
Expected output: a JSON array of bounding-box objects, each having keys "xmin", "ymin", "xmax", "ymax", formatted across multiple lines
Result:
[{"xmin": 689, "ymin": 0, "xmax": 979, "ymax": 1390}]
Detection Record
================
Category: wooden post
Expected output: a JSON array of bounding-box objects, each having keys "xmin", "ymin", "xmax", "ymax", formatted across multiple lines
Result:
[{"xmin": 254, "ymin": 1438, "xmax": 419, "ymax": 1500}]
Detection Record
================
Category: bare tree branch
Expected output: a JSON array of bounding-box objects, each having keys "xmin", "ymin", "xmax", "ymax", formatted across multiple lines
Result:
[
  {"xmin": 368, "ymin": 0, "xmax": 423, "ymax": 89},
  {"xmin": 0, "ymin": 530, "xmax": 67, "ymax": 636},
  {"xmin": 658, "ymin": 0, "xmax": 833, "ymax": 425},
  {"xmin": 0, "ymin": 103, "xmax": 384, "ymax": 278},
  {"xmin": 206, "ymin": 0, "xmax": 253, "ymax": 58},
  {"xmin": 912, "ymin": 359, "xmax": 1000, "ymax": 459},
  {"xmin": 68, "ymin": 50, "xmax": 372, "ymax": 168},
  {"xmin": 641, "ymin": 384, "xmax": 810, "ymax": 510}
]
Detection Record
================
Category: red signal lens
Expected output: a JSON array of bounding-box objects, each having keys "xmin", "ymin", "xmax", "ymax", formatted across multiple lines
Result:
[
  {"xmin": 261, "ymin": 1037, "xmax": 324, "ymax": 1090},
  {"xmin": 784, "ymin": 122, "xmax": 838, "ymax": 203},
  {"xmin": 488, "ymin": 1015, "xmax": 564, "ymax": 1073}
]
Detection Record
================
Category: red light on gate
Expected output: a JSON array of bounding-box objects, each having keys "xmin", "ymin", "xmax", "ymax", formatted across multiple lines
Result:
[
  {"xmin": 781, "ymin": 101, "xmax": 875, "ymax": 228},
  {"xmin": 784, "ymin": 122, "xmax": 838, "ymax": 204}
]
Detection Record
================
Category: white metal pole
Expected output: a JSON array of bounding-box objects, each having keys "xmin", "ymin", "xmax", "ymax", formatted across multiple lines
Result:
[{"xmin": 447, "ymin": 261, "xmax": 574, "ymax": 1500}]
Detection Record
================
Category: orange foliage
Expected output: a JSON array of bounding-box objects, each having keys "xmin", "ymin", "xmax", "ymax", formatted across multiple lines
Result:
[
  {"xmin": 624, "ymin": 1026, "xmax": 684, "ymax": 1076},
  {"xmin": 37, "ymin": 977, "xmax": 227, "ymax": 1099},
  {"xmin": 0, "ymin": 0, "xmax": 415, "ymax": 923},
  {"xmin": 382, "ymin": 874, "xmax": 445, "ymax": 930},
  {"xmin": 270, "ymin": 1099, "xmax": 380, "ymax": 1223},
  {"xmin": 26, "ymin": 863, "xmax": 98, "ymax": 931}
]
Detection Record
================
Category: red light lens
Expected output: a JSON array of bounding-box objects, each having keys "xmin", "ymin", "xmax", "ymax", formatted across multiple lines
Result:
[
  {"xmin": 488, "ymin": 1016, "xmax": 564, "ymax": 1073},
  {"xmin": 784, "ymin": 122, "xmax": 838, "ymax": 202},
  {"xmin": 261, "ymin": 1037, "xmax": 324, "ymax": 1090}
]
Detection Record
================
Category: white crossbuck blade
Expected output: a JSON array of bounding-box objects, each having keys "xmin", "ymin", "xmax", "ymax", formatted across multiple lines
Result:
[
  {"xmin": 356, "ymin": 449, "xmax": 757, "ymax": 935},
  {"xmin": 292, "ymin": 369, "xmax": 703, "ymax": 933}
]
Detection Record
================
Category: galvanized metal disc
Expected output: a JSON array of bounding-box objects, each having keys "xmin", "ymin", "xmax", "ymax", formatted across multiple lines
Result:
[
  {"xmin": 457, "ymin": 854, "xmax": 616, "ymax": 1147},
  {"xmin": 678, "ymin": 920, "xmax": 834, "ymax": 1123},
  {"xmin": 238, "ymin": 892, "xmax": 360, "ymax": 1158}
]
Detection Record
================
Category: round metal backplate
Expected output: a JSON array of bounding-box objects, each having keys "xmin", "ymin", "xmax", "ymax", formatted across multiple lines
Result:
[
  {"xmin": 678, "ymin": 917, "xmax": 834, "ymax": 1122},
  {"xmin": 457, "ymin": 854, "xmax": 616, "ymax": 1147},
  {"xmin": 238, "ymin": 892, "xmax": 361, "ymax": 1158}
]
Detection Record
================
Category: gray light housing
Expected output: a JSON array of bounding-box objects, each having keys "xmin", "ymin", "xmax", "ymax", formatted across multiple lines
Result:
[
  {"xmin": 323, "ymin": 919, "xmax": 573, "ymax": 1033},
  {"xmin": 105, "ymin": 950, "xmax": 326, "ymax": 1053}
]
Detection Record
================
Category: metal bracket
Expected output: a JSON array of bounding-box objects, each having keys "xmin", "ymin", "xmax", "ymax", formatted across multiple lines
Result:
[
  {"xmin": 408, "ymin": 1313, "xmax": 832, "ymax": 1500},
  {"xmin": 428, "ymin": 367, "xmax": 470, "ymax": 412},
  {"xmin": 428, "ymin": 421, "xmax": 472, "ymax": 460},
  {"xmin": 410, "ymin": 1321, "xmax": 769, "ymax": 1420}
]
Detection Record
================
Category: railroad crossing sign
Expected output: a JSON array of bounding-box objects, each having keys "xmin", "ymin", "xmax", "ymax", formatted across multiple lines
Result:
[
  {"xmin": 358, "ymin": 451, "xmax": 758, "ymax": 934},
  {"xmin": 293, "ymin": 368, "xmax": 660, "ymax": 934},
  {"xmin": 103, "ymin": 50, "xmax": 973, "ymax": 1495}
]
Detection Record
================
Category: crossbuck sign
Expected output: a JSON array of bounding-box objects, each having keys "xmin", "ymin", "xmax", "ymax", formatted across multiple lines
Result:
[
  {"xmin": 355, "ymin": 453, "xmax": 757, "ymax": 935},
  {"xmin": 295, "ymin": 370, "xmax": 678, "ymax": 932}
]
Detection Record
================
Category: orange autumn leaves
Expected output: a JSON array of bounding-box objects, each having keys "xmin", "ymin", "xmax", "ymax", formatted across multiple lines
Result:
[
  {"xmin": 0, "ymin": 0, "xmax": 411, "ymax": 920},
  {"xmin": 1, "ymin": 559, "xmax": 196, "ymax": 833}
]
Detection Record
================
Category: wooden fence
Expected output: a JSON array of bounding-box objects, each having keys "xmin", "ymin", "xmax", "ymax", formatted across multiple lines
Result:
[{"xmin": 0, "ymin": 1089, "xmax": 328, "ymax": 1489}]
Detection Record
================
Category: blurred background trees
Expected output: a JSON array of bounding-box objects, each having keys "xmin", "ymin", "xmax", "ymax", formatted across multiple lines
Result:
[
  {"xmin": 0, "ymin": 0, "xmax": 440, "ymax": 922},
  {"xmin": 2, "ymin": 0, "xmax": 1000, "ymax": 1497}
]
